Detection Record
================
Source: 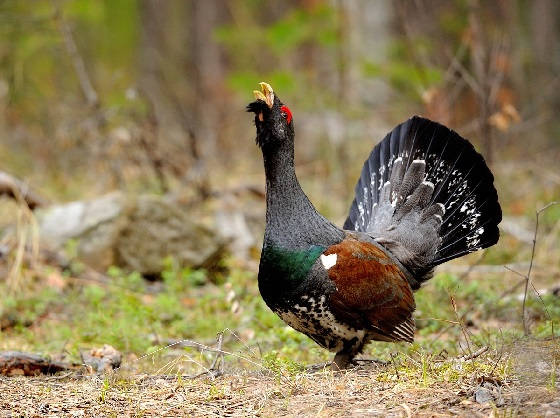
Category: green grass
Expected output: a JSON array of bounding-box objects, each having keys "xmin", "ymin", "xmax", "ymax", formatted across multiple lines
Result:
[
  {"xmin": 1, "ymin": 251, "xmax": 559, "ymax": 373},
  {"xmin": 1, "ymin": 252, "xmax": 559, "ymax": 416}
]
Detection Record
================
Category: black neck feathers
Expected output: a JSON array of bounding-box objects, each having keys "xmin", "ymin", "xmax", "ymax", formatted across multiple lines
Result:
[{"xmin": 260, "ymin": 138, "xmax": 344, "ymax": 250}]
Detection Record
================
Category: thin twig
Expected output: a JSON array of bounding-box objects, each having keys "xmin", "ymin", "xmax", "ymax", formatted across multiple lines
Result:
[
  {"xmin": 53, "ymin": 2, "xmax": 99, "ymax": 108},
  {"xmin": 209, "ymin": 332, "xmax": 224, "ymax": 377},
  {"xmin": 446, "ymin": 51, "xmax": 484, "ymax": 99},
  {"xmin": 389, "ymin": 353, "xmax": 400, "ymax": 379},
  {"xmin": 449, "ymin": 294, "xmax": 473, "ymax": 358},
  {"xmin": 521, "ymin": 202, "xmax": 559, "ymax": 335},
  {"xmin": 489, "ymin": 328, "xmax": 506, "ymax": 378},
  {"xmin": 133, "ymin": 335, "xmax": 298, "ymax": 388},
  {"xmin": 427, "ymin": 251, "xmax": 486, "ymax": 344},
  {"xmin": 458, "ymin": 346, "xmax": 488, "ymax": 361},
  {"xmin": 530, "ymin": 276, "xmax": 555, "ymax": 338},
  {"xmin": 503, "ymin": 265, "xmax": 528, "ymax": 280},
  {"xmin": 0, "ymin": 171, "xmax": 48, "ymax": 209},
  {"xmin": 5, "ymin": 184, "xmax": 39, "ymax": 293}
]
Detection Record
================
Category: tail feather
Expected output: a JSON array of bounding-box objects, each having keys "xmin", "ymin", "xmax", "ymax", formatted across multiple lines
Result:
[{"xmin": 344, "ymin": 116, "xmax": 502, "ymax": 287}]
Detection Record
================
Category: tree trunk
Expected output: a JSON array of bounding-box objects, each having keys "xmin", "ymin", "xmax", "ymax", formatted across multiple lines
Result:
[{"xmin": 189, "ymin": 0, "xmax": 226, "ymax": 197}]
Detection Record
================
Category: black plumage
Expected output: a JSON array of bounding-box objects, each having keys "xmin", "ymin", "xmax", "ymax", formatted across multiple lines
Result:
[
  {"xmin": 344, "ymin": 116, "xmax": 502, "ymax": 285},
  {"xmin": 247, "ymin": 83, "xmax": 502, "ymax": 368}
]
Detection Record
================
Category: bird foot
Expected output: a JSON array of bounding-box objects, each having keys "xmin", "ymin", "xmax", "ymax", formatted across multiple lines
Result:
[
  {"xmin": 330, "ymin": 354, "xmax": 388, "ymax": 371},
  {"xmin": 305, "ymin": 362, "xmax": 331, "ymax": 373},
  {"xmin": 353, "ymin": 358, "xmax": 388, "ymax": 367},
  {"xmin": 310, "ymin": 355, "xmax": 388, "ymax": 372}
]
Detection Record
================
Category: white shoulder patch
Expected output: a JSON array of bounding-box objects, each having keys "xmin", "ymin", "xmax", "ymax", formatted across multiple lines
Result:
[{"xmin": 320, "ymin": 253, "xmax": 337, "ymax": 270}]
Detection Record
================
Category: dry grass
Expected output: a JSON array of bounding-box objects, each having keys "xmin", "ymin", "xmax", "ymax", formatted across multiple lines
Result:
[
  {"xmin": 0, "ymin": 339, "xmax": 558, "ymax": 417},
  {"xmin": 0, "ymin": 151, "xmax": 558, "ymax": 416}
]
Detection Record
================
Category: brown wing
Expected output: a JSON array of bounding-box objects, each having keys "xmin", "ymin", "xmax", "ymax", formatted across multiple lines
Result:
[{"xmin": 323, "ymin": 235, "xmax": 416, "ymax": 342}]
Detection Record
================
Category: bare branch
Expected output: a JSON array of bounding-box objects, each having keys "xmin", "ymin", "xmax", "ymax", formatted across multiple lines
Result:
[
  {"xmin": 0, "ymin": 171, "xmax": 48, "ymax": 210},
  {"xmin": 0, "ymin": 351, "xmax": 78, "ymax": 376},
  {"xmin": 449, "ymin": 294, "xmax": 473, "ymax": 358},
  {"xmin": 522, "ymin": 201, "xmax": 559, "ymax": 335},
  {"xmin": 503, "ymin": 265, "xmax": 528, "ymax": 280},
  {"xmin": 54, "ymin": 2, "xmax": 99, "ymax": 108},
  {"xmin": 458, "ymin": 346, "xmax": 488, "ymax": 361},
  {"xmin": 446, "ymin": 52, "xmax": 484, "ymax": 99}
]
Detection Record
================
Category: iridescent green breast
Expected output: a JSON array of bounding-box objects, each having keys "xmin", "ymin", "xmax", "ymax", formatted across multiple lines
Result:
[
  {"xmin": 260, "ymin": 244, "xmax": 325, "ymax": 281},
  {"xmin": 258, "ymin": 244, "xmax": 325, "ymax": 305}
]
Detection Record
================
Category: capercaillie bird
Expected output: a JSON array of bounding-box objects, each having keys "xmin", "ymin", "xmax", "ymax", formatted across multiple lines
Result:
[{"xmin": 247, "ymin": 82, "xmax": 501, "ymax": 369}]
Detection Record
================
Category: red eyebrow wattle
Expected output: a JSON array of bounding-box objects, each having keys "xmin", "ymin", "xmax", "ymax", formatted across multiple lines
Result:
[{"xmin": 281, "ymin": 105, "xmax": 293, "ymax": 124}]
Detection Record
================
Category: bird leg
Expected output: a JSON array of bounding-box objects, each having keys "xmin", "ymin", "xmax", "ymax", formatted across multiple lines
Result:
[{"xmin": 332, "ymin": 352, "xmax": 353, "ymax": 370}]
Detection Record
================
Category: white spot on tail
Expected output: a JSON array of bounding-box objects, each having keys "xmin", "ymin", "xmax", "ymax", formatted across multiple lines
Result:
[
  {"xmin": 422, "ymin": 181, "xmax": 434, "ymax": 190},
  {"xmin": 320, "ymin": 254, "xmax": 337, "ymax": 270}
]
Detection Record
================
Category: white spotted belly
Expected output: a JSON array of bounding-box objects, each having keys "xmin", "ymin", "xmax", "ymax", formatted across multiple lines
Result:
[{"xmin": 276, "ymin": 294, "xmax": 366, "ymax": 352}]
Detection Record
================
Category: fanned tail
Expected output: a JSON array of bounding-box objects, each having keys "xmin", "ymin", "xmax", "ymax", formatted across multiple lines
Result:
[{"xmin": 344, "ymin": 116, "xmax": 502, "ymax": 287}]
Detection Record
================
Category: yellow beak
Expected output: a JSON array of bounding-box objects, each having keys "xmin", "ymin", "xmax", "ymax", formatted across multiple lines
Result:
[{"xmin": 253, "ymin": 82, "xmax": 275, "ymax": 108}]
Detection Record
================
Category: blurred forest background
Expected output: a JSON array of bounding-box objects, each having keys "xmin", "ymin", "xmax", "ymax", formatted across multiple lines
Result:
[
  {"xmin": 0, "ymin": 0, "xmax": 559, "ymax": 392},
  {"xmin": 1, "ymin": 0, "xmax": 558, "ymax": 205}
]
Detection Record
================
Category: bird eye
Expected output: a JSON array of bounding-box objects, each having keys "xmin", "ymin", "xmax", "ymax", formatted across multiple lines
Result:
[{"xmin": 280, "ymin": 105, "xmax": 293, "ymax": 124}]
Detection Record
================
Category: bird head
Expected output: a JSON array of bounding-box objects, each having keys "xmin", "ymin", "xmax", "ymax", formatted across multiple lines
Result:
[{"xmin": 247, "ymin": 82, "xmax": 294, "ymax": 149}]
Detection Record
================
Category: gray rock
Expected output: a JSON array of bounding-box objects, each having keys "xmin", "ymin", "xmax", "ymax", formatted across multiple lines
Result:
[
  {"xmin": 215, "ymin": 199, "xmax": 255, "ymax": 260},
  {"xmin": 39, "ymin": 192, "xmax": 126, "ymax": 244},
  {"xmin": 38, "ymin": 192, "xmax": 129, "ymax": 269},
  {"xmin": 474, "ymin": 386, "xmax": 493, "ymax": 404},
  {"xmin": 81, "ymin": 345, "xmax": 121, "ymax": 372},
  {"xmin": 37, "ymin": 192, "xmax": 227, "ymax": 274},
  {"xmin": 115, "ymin": 195, "xmax": 227, "ymax": 275}
]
